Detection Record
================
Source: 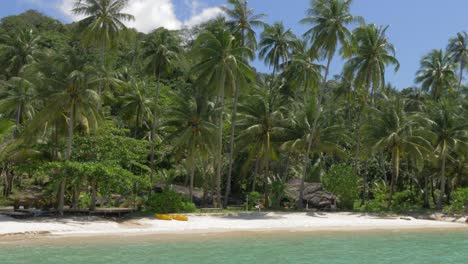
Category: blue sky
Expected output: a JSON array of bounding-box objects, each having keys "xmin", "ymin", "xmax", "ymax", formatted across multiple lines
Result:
[{"xmin": 2, "ymin": 0, "xmax": 468, "ymax": 88}]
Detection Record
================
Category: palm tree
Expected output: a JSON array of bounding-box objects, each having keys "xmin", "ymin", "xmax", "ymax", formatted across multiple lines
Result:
[
  {"xmin": 427, "ymin": 100, "xmax": 468, "ymax": 209},
  {"xmin": 142, "ymin": 27, "xmax": 180, "ymax": 190},
  {"xmin": 282, "ymin": 42, "xmax": 324, "ymax": 97},
  {"xmin": 0, "ymin": 74, "xmax": 40, "ymax": 134},
  {"xmin": 237, "ymin": 83, "xmax": 286, "ymax": 206},
  {"xmin": 192, "ymin": 28, "xmax": 253, "ymax": 207},
  {"xmin": 164, "ymin": 86, "xmax": 215, "ymax": 201},
  {"xmin": 344, "ymin": 24, "xmax": 400, "ymax": 102},
  {"xmin": 28, "ymin": 48, "xmax": 101, "ymax": 215},
  {"xmin": 298, "ymin": 0, "xmax": 362, "ymax": 208},
  {"xmin": 221, "ymin": 0, "xmax": 265, "ymax": 206},
  {"xmin": 259, "ymin": 22, "xmax": 298, "ymax": 75},
  {"xmin": 120, "ymin": 80, "xmax": 152, "ymax": 138},
  {"xmin": 0, "ymin": 29, "xmax": 41, "ymax": 78},
  {"xmin": 281, "ymin": 98, "xmax": 348, "ymax": 164},
  {"xmin": 415, "ymin": 49, "xmax": 457, "ymax": 100},
  {"xmin": 363, "ymin": 97, "xmax": 431, "ymax": 208},
  {"xmin": 72, "ymin": 0, "xmax": 134, "ymax": 94},
  {"xmin": 221, "ymin": 0, "xmax": 266, "ymax": 50},
  {"xmin": 0, "ymin": 29, "xmax": 41, "ymax": 133},
  {"xmin": 447, "ymin": 32, "xmax": 468, "ymax": 90},
  {"xmin": 302, "ymin": 0, "xmax": 363, "ymax": 82}
]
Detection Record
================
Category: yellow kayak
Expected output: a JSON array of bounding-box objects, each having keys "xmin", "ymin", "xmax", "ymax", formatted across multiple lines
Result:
[
  {"xmin": 155, "ymin": 214, "xmax": 172, "ymax": 220},
  {"xmin": 172, "ymin": 215, "xmax": 189, "ymax": 221}
]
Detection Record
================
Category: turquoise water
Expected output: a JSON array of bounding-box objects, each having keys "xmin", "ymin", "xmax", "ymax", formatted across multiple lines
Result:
[{"xmin": 1, "ymin": 230, "xmax": 468, "ymax": 264}]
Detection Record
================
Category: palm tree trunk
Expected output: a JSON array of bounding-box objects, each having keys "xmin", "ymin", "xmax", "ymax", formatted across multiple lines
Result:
[
  {"xmin": 14, "ymin": 79, "xmax": 23, "ymax": 136},
  {"xmin": 423, "ymin": 171, "xmax": 430, "ymax": 208},
  {"xmin": 215, "ymin": 75, "xmax": 226, "ymax": 208},
  {"xmin": 149, "ymin": 74, "xmax": 161, "ymax": 196},
  {"xmin": 298, "ymin": 56, "xmax": 331, "ymax": 208},
  {"xmin": 264, "ymin": 149, "xmax": 270, "ymax": 208},
  {"xmin": 224, "ymin": 80, "xmax": 241, "ymax": 206},
  {"xmin": 189, "ymin": 153, "xmax": 195, "ymax": 203},
  {"xmin": 437, "ymin": 153, "xmax": 447, "ymax": 209},
  {"xmin": 388, "ymin": 147, "xmax": 400, "ymax": 208},
  {"xmin": 134, "ymin": 104, "xmax": 140, "ymax": 138},
  {"xmin": 58, "ymin": 103, "xmax": 75, "ymax": 216},
  {"xmin": 251, "ymin": 155, "xmax": 259, "ymax": 192},
  {"xmin": 459, "ymin": 60, "xmax": 464, "ymax": 90}
]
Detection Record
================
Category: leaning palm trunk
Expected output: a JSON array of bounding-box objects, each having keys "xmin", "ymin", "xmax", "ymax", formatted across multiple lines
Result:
[
  {"xmin": 224, "ymin": 81, "xmax": 240, "ymax": 206},
  {"xmin": 215, "ymin": 76, "xmax": 226, "ymax": 208},
  {"xmin": 298, "ymin": 57, "xmax": 330, "ymax": 208},
  {"xmin": 58, "ymin": 104, "xmax": 75, "ymax": 216},
  {"xmin": 388, "ymin": 147, "xmax": 400, "ymax": 209},
  {"xmin": 437, "ymin": 153, "xmax": 447, "ymax": 209},
  {"xmin": 14, "ymin": 79, "xmax": 23, "ymax": 136},
  {"xmin": 149, "ymin": 75, "xmax": 161, "ymax": 196},
  {"xmin": 458, "ymin": 60, "xmax": 464, "ymax": 90},
  {"xmin": 264, "ymin": 148, "xmax": 271, "ymax": 207},
  {"xmin": 251, "ymin": 155, "xmax": 259, "ymax": 192},
  {"xmin": 189, "ymin": 152, "xmax": 195, "ymax": 202}
]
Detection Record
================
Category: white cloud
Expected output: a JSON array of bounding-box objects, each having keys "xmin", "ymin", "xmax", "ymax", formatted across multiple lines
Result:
[
  {"xmin": 55, "ymin": 0, "xmax": 223, "ymax": 33},
  {"xmin": 183, "ymin": 6, "xmax": 222, "ymax": 28}
]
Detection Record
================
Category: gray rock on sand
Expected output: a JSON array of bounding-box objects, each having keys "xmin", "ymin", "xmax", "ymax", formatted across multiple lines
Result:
[{"xmin": 285, "ymin": 179, "xmax": 337, "ymax": 210}]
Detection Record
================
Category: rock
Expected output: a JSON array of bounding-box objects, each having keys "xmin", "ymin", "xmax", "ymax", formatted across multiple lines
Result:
[
  {"xmin": 285, "ymin": 179, "xmax": 337, "ymax": 210},
  {"xmin": 465, "ymin": 218, "xmax": 468, "ymax": 224}
]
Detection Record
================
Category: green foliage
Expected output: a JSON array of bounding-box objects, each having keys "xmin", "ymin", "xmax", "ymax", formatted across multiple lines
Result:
[
  {"xmin": 247, "ymin": 191, "xmax": 261, "ymax": 210},
  {"xmin": 322, "ymin": 165, "xmax": 359, "ymax": 209},
  {"xmin": 146, "ymin": 190, "xmax": 196, "ymax": 213},
  {"xmin": 354, "ymin": 181, "xmax": 388, "ymax": 213},
  {"xmin": 270, "ymin": 180, "xmax": 286, "ymax": 209},
  {"xmin": 444, "ymin": 188, "xmax": 468, "ymax": 213}
]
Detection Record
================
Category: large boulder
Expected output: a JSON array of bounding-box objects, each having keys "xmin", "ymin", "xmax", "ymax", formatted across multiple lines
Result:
[{"xmin": 286, "ymin": 179, "xmax": 337, "ymax": 210}]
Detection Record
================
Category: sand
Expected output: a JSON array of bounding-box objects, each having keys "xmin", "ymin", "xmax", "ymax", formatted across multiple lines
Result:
[{"xmin": 0, "ymin": 212, "xmax": 467, "ymax": 240}]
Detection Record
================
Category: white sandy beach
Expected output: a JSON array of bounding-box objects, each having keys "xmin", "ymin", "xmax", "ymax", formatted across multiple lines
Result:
[{"xmin": 0, "ymin": 212, "xmax": 467, "ymax": 238}]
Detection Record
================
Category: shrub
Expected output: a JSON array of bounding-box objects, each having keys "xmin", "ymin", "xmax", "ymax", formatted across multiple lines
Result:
[
  {"xmin": 147, "ymin": 190, "xmax": 196, "ymax": 213},
  {"xmin": 270, "ymin": 180, "xmax": 286, "ymax": 209},
  {"xmin": 323, "ymin": 165, "xmax": 359, "ymax": 209},
  {"xmin": 354, "ymin": 180, "xmax": 388, "ymax": 213},
  {"xmin": 444, "ymin": 188, "xmax": 468, "ymax": 213},
  {"xmin": 247, "ymin": 191, "xmax": 261, "ymax": 210},
  {"xmin": 391, "ymin": 190, "xmax": 422, "ymax": 212}
]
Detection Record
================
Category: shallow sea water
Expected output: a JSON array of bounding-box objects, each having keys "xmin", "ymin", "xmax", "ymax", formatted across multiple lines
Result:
[{"xmin": 1, "ymin": 230, "xmax": 467, "ymax": 264}]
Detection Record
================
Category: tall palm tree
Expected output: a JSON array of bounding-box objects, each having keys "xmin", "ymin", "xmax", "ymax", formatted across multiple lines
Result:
[
  {"xmin": 427, "ymin": 100, "xmax": 468, "ymax": 209},
  {"xmin": 0, "ymin": 29, "xmax": 41, "ymax": 78},
  {"xmin": 447, "ymin": 32, "xmax": 468, "ymax": 90},
  {"xmin": 72, "ymin": 0, "xmax": 134, "ymax": 95},
  {"xmin": 237, "ymin": 83, "xmax": 286, "ymax": 206},
  {"xmin": 164, "ymin": 86, "xmax": 215, "ymax": 201},
  {"xmin": 415, "ymin": 49, "xmax": 457, "ymax": 100},
  {"xmin": 363, "ymin": 97, "xmax": 431, "ymax": 208},
  {"xmin": 142, "ymin": 27, "xmax": 180, "ymax": 190},
  {"xmin": 302, "ymin": 0, "xmax": 363, "ymax": 82},
  {"xmin": 28, "ymin": 48, "xmax": 101, "ymax": 215},
  {"xmin": 259, "ymin": 22, "xmax": 298, "ymax": 75},
  {"xmin": 344, "ymin": 24, "xmax": 400, "ymax": 102},
  {"xmin": 0, "ymin": 29, "xmax": 41, "ymax": 133},
  {"xmin": 298, "ymin": 0, "xmax": 362, "ymax": 208},
  {"xmin": 0, "ymin": 74, "xmax": 40, "ymax": 133},
  {"xmin": 221, "ymin": 0, "xmax": 266, "ymax": 50},
  {"xmin": 221, "ymin": 0, "xmax": 265, "ymax": 206},
  {"xmin": 192, "ymin": 29, "xmax": 253, "ymax": 207},
  {"xmin": 120, "ymin": 80, "xmax": 152, "ymax": 138}
]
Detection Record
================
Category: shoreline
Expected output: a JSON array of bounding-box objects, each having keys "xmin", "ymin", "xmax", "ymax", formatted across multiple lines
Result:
[{"xmin": 1, "ymin": 212, "xmax": 467, "ymax": 244}]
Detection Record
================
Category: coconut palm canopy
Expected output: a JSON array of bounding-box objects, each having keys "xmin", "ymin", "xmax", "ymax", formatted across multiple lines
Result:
[{"xmin": 0, "ymin": 1, "xmax": 466, "ymax": 215}]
